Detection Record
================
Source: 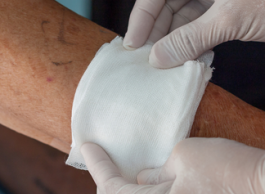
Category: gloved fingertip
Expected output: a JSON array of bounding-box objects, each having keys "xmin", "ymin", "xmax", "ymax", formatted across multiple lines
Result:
[
  {"xmin": 80, "ymin": 142, "xmax": 94, "ymax": 153},
  {"xmin": 148, "ymin": 45, "xmax": 163, "ymax": 68},
  {"xmin": 137, "ymin": 169, "xmax": 154, "ymax": 185},
  {"xmin": 137, "ymin": 168, "xmax": 161, "ymax": 185},
  {"xmin": 80, "ymin": 143, "xmax": 108, "ymax": 161},
  {"xmin": 149, "ymin": 45, "xmax": 182, "ymax": 69},
  {"xmin": 123, "ymin": 35, "xmax": 137, "ymax": 51},
  {"xmin": 80, "ymin": 143, "xmax": 111, "ymax": 172},
  {"xmin": 149, "ymin": 55, "xmax": 163, "ymax": 69},
  {"xmin": 123, "ymin": 43, "xmax": 137, "ymax": 51}
]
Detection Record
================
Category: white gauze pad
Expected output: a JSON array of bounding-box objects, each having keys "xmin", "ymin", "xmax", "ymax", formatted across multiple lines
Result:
[{"xmin": 66, "ymin": 36, "xmax": 214, "ymax": 183}]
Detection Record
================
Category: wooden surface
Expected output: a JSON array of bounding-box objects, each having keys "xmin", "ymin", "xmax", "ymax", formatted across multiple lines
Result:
[{"xmin": 0, "ymin": 124, "xmax": 96, "ymax": 194}]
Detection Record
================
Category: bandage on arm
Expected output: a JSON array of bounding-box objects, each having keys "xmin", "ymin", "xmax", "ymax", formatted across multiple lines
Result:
[{"xmin": 0, "ymin": 0, "xmax": 264, "ymax": 154}]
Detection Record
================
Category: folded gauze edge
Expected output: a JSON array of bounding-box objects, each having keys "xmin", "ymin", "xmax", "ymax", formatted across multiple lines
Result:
[{"xmin": 66, "ymin": 36, "xmax": 214, "ymax": 183}]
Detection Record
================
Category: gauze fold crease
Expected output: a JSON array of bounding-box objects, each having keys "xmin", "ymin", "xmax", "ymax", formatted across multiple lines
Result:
[{"xmin": 66, "ymin": 36, "xmax": 214, "ymax": 183}]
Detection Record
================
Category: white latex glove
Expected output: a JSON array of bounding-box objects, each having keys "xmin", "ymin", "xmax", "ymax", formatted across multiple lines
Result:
[
  {"xmin": 123, "ymin": 0, "xmax": 265, "ymax": 68},
  {"xmin": 81, "ymin": 138, "xmax": 265, "ymax": 194}
]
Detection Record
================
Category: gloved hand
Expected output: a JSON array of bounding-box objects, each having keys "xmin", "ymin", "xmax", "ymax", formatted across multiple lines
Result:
[
  {"xmin": 81, "ymin": 138, "xmax": 265, "ymax": 194},
  {"xmin": 123, "ymin": 0, "xmax": 265, "ymax": 68}
]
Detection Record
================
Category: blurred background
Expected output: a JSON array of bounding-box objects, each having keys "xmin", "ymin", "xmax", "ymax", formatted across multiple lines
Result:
[
  {"xmin": 0, "ymin": 0, "xmax": 265, "ymax": 194},
  {"xmin": 56, "ymin": 0, "xmax": 136, "ymax": 37},
  {"xmin": 56, "ymin": 0, "xmax": 93, "ymax": 19}
]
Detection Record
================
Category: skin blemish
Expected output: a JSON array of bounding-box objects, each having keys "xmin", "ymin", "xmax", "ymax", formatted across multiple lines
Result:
[
  {"xmin": 99, "ymin": 29, "xmax": 109, "ymax": 34},
  {"xmin": 46, "ymin": 77, "xmax": 53, "ymax": 82},
  {"xmin": 52, "ymin": 61, "xmax": 72, "ymax": 66},
  {"xmin": 11, "ymin": 61, "xmax": 16, "ymax": 66},
  {"xmin": 66, "ymin": 24, "xmax": 80, "ymax": 35},
  {"xmin": 58, "ymin": 9, "xmax": 74, "ymax": 45},
  {"xmin": 41, "ymin": 20, "xmax": 50, "ymax": 33}
]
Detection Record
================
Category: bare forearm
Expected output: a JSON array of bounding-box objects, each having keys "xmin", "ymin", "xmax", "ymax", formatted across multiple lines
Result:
[
  {"xmin": 0, "ymin": 0, "xmax": 116, "ymax": 150},
  {"xmin": 191, "ymin": 83, "xmax": 265, "ymax": 149},
  {"xmin": 0, "ymin": 0, "xmax": 264, "ymax": 153}
]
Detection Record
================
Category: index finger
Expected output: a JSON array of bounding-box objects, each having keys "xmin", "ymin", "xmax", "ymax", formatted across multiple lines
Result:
[{"xmin": 123, "ymin": 0, "xmax": 165, "ymax": 50}]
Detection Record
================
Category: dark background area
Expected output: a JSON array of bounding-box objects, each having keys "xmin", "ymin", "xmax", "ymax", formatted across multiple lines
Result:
[{"xmin": 92, "ymin": 0, "xmax": 265, "ymax": 111}]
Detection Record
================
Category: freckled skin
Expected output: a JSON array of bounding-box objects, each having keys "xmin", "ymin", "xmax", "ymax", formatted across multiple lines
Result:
[
  {"xmin": 0, "ymin": 0, "xmax": 116, "ymax": 152},
  {"xmin": 0, "ymin": 0, "xmax": 264, "ymax": 153},
  {"xmin": 190, "ymin": 83, "xmax": 265, "ymax": 149}
]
